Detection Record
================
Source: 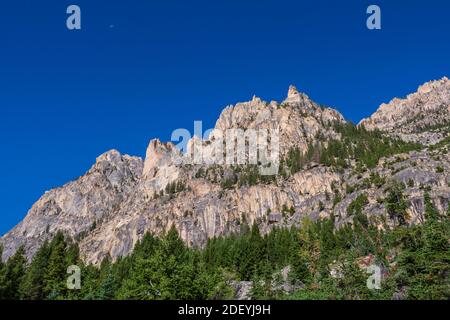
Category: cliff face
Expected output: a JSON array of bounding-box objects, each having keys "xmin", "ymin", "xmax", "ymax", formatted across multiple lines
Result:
[
  {"xmin": 2, "ymin": 80, "xmax": 449, "ymax": 265},
  {"xmin": 359, "ymin": 77, "xmax": 450, "ymax": 145},
  {"xmin": 1, "ymin": 150, "xmax": 143, "ymax": 263},
  {"xmin": 213, "ymin": 85, "xmax": 344, "ymax": 154}
]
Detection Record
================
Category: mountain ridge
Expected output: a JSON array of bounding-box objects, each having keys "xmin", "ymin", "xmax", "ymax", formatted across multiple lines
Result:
[
  {"xmin": 359, "ymin": 76, "xmax": 450, "ymax": 145},
  {"xmin": 1, "ymin": 78, "xmax": 449, "ymax": 264}
]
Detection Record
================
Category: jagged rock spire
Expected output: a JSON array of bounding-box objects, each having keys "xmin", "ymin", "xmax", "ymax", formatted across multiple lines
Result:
[
  {"xmin": 287, "ymin": 85, "xmax": 300, "ymax": 98},
  {"xmin": 283, "ymin": 84, "xmax": 309, "ymax": 104}
]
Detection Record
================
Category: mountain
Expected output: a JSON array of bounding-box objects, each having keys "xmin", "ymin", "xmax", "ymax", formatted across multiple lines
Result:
[
  {"xmin": 1, "ymin": 79, "xmax": 449, "ymax": 266},
  {"xmin": 359, "ymin": 77, "xmax": 450, "ymax": 145}
]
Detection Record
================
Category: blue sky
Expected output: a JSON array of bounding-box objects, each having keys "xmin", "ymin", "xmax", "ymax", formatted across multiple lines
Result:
[{"xmin": 0, "ymin": 0, "xmax": 449, "ymax": 235}]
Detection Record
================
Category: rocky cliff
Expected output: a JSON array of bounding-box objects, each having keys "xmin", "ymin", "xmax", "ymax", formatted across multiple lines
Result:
[
  {"xmin": 359, "ymin": 77, "xmax": 450, "ymax": 145},
  {"xmin": 2, "ymin": 80, "xmax": 449, "ymax": 265}
]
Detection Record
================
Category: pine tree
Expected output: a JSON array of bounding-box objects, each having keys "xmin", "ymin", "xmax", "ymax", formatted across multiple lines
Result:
[
  {"xmin": 335, "ymin": 251, "xmax": 372, "ymax": 300},
  {"xmin": 133, "ymin": 232, "xmax": 161, "ymax": 259},
  {"xmin": 290, "ymin": 248, "xmax": 310, "ymax": 283},
  {"xmin": 163, "ymin": 225, "xmax": 185, "ymax": 259},
  {"xmin": 0, "ymin": 245, "xmax": 4, "ymax": 276},
  {"xmin": 397, "ymin": 194, "xmax": 450, "ymax": 299},
  {"xmin": 385, "ymin": 183, "xmax": 408, "ymax": 225},
  {"xmin": 237, "ymin": 223, "xmax": 265, "ymax": 280},
  {"xmin": 97, "ymin": 256, "xmax": 116, "ymax": 300},
  {"xmin": 423, "ymin": 192, "xmax": 440, "ymax": 222},
  {"xmin": 44, "ymin": 232, "xmax": 68, "ymax": 299},
  {"xmin": 97, "ymin": 270, "xmax": 116, "ymax": 300},
  {"xmin": 65, "ymin": 243, "xmax": 80, "ymax": 266},
  {"xmin": 250, "ymin": 274, "xmax": 272, "ymax": 300},
  {"xmin": 19, "ymin": 241, "xmax": 51, "ymax": 299},
  {"xmin": 0, "ymin": 245, "xmax": 5, "ymax": 299},
  {"xmin": 79, "ymin": 264, "xmax": 100, "ymax": 300},
  {"xmin": 0, "ymin": 246, "xmax": 27, "ymax": 299},
  {"xmin": 118, "ymin": 254, "xmax": 160, "ymax": 299}
]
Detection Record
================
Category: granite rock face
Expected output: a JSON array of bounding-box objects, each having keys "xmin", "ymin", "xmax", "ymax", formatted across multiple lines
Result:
[
  {"xmin": 1, "ymin": 81, "xmax": 449, "ymax": 265},
  {"xmin": 1, "ymin": 150, "xmax": 143, "ymax": 263},
  {"xmin": 359, "ymin": 77, "xmax": 450, "ymax": 145},
  {"xmin": 213, "ymin": 85, "xmax": 344, "ymax": 154}
]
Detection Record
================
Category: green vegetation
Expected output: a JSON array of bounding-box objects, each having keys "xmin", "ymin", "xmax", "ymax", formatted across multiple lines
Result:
[
  {"xmin": 416, "ymin": 120, "xmax": 450, "ymax": 134},
  {"xmin": 282, "ymin": 122, "xmax": 422, "ymax": 176},
  {"xmin": 384, "ymin": 182, "xmax": 408, "ymax": 226},
  {"xmin": 152, "ymin": 180, "xmax": 187, "ymax": 199},
  {"xmin": 165, "ymin": 180, "xmax": 186, "ymax": 195},
  {"xmin": 0, "ymin": 193, "xmax": 448, "ymax": 300},
  {"xmin": 436, "ymin": 166, "xmax": 445, "ymax": 173},
  {"xmin": 429, "ymin": 134, "xmax": 450, "ymax": 151},
  {"xmin": 220, "ymin": 165, "xmax": 276, "ymax": 190},
  {"xmin": 206, "ymin": 122, "xmax": 421, "ymax": 191}
]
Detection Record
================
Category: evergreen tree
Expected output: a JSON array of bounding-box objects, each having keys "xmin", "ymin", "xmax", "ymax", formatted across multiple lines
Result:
[
  {"xmin": 397, "ymin": 195, "xmax": 450, "ymax": 299},
  {"xmin": 79, "ymin": 264, "xmax": 100, "ymax": 300},
  {"xmin": 44, "ymin": 232, "xmax": 68, "ymax": 299},
  {"xmin": 251, "ymin": 274, "xmax": 273, "ymax": 300},
  {"xmin": 97, "ymin": 257, "xmax": 116, "ymax": 300},
  {"xmin": 1, "ymin": 201, "xmax": 448, "ymax": 301},
  {"xmin": 0, "ymin": 245, "xmax": 3, "ymax": 269},
  {"xmin": 118, "ymin": 253, "xmax": 161, "ymax": 299},
  {"xmin": 333, "ymin": 251, "xmax": 372, "ymax": 300},
  {"xmin": 97, "ymin": 270, "xmax": 116, "ymax": 300},
  {"xmin": 236, "ymin": 224, "xmax": 265, "ymax": 280},
  {"xmin": 385, "ymin": 183, "xmax": 408, "ymax": 225},
  {"xmin": 163, "ymin": 225, "xmax": 185, "ymax": 259},
  {"xmin": 65, "ymin": 243, "xmax": 81, "ymax": 266},
  {"xmin": 0, "ymin": 245, "xmax": 4, "ymax": 284},
  {"xmin": 290, "ymin": 248, "xmax": 310, "ymax": 283},
  {"xmin": 0, "ymin": 246, "xmax": 27, "ymax": 299},
  {"xmin": 423, "ymin": 192, "xmax": 440, "ymax": 222},
  {"xmin": 19, "ymin": 241, "xmax": 51, "ymax": 299}
]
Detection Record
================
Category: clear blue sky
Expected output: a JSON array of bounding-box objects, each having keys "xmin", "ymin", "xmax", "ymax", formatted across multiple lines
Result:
[{"xmin": 0, "ymin": 0, "xmax": 449, "ymax": 235}]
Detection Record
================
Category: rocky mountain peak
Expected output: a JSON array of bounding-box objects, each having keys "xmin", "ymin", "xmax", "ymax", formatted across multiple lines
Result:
[
  {"xmin": 359, "ymin": 76, "xmax": 450, "ymax": 145},
  {"xmin": 92, "ymin": 149, "xmax": 143, "ymax": 178},
  {"xmin": 288, "ymin": 85, "xmax": 300, "ymax": 98},
  {"xmin": 283, "ymin": 85, "xmax": 309, "ymax": 105},
  {"xmin": 251, "ymin": 95, "xmax": 262, "ymax": 103},
  {"xmin": 95, "ymin": 149, "xmax": 122, "ymax": 164},
  {"xmin": 212, "ymin": 86, "xmax": 345, "ymax": 154},
  {"xmin": 3, "ymin": 80, "xmax": 448, "ymax": 266},
  {"xmin": 143, "ymin": 139, "xmax": 180, "ymax": 176},
  {"xmin": 417, "ymin": 76, "xmax": 449, "ymax": 95},
  {"xmin": 0, "ymin": 148, "xmax": 143, "ymax": 262}
]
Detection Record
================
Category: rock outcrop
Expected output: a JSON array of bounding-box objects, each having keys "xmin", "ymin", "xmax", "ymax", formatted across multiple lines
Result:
[
  {"xmin": 359, "ymin": 77, "xmax": 450, "ymax": 145},
  {"xmin": 1, "ymin": 150, "xmax": 143, "ymax": 263},
  {"xmin": 1, "ymin": 80, "xmax": 449, "ymax": 265}
]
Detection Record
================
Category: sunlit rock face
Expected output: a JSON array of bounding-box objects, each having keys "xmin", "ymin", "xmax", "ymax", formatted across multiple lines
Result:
[
  {"xmin": 0, "ymin": 150, "xmax": 143, "ymax": 263},
  {"xmin": 1, "ymin": 80, "xmax": 449, "ymax": 265},
  {"xmin": 359, "ymin": 77, "xmax": 450, "ymax": 145}
]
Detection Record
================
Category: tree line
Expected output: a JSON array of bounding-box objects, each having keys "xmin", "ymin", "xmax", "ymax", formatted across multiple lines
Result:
[{"xmin": 0, "ymin": 193, "xmax": 448, "ymax": 300}]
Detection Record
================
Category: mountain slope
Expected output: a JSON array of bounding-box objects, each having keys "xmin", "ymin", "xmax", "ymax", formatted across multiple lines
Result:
[
  {"xmin": 1, "ymin": 151, "xmax": 143, "ymax": 263},
  {"xmin": 359, "ymin": 77, "xmax": 450, "ymax": 145},
  {"xmin": 1, "ymin": 80, "xmax": 449, "ymax": 265}
]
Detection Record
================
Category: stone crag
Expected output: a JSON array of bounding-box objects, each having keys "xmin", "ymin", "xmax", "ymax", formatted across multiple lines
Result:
[{"xmin": 2, "ymin": 79, "xmax": 449, "ymax": 265}]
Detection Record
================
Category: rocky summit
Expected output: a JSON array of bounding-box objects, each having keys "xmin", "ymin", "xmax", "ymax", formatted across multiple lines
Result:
[
  {"xmin": 359, "ymin": 77, "xmax": 450, "ymax": 145},
  {"xmin": 1, "ymin": 78, "xmax": 449, "ymax": 265}
]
